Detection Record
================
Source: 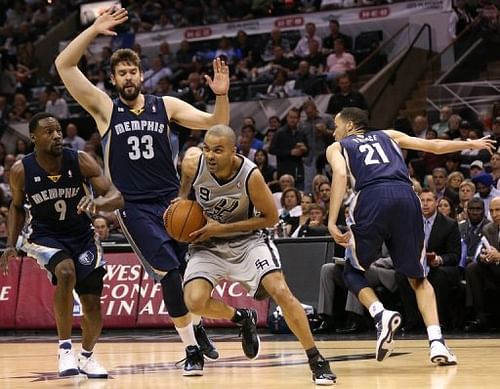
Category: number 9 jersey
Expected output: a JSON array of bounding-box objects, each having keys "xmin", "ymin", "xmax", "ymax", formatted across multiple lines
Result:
[
  {"xmin": 339, "ymin": 130, "xmax": 411, "ymax": 192},
  {"xmin": 102, "ymin": 95, "xmax": 180, "ymax": 202}
]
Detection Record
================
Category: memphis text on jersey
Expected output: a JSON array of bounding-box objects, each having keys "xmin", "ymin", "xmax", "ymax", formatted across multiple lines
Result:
[
  {"xmin": 29, "ymin": 186, "xmax": 80, "ymax": 205},
  {"xmin": 113, "ymin": 120, "xmax": 165, "ymax": 135}
]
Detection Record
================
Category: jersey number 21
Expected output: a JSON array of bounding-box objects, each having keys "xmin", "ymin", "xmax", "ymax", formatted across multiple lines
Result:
[{"xmin": 359, "ymin": 143, "xmax": 390, "ymax": 165}]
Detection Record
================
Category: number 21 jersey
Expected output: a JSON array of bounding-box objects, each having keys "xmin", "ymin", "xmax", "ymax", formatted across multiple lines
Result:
[
  {"xmin": 339, "ymin": 130, "xmax": 411, "ymax": 191},
  {"xmin": 102, "ymin": 95, "xmax": 179, "ymax": 201}
]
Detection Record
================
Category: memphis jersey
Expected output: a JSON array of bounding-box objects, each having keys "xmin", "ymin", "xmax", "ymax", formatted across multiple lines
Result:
[
  {"xmin": 102, "ymin": 95, "xmax": 179, "ymax": 201},
  {"xmin": 23, "ymin": 149, "xmax": 92, "ymax": 238},
  {"xmin": 339, "ymin": 130, "xmax": 411, "ymax": 192},
  {"xmin": 192, "ymin": 154, "xmax": 258, "ymax": 238}
]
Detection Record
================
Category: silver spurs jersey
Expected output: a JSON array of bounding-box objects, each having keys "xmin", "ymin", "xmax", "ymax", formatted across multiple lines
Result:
[{"xmin": 192, "ymin": 154, "xmax": 258, "ymax": 238}]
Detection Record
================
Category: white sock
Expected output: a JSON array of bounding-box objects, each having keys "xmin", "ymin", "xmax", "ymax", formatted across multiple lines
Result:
[
  {"xmin": 368, "ymin": 301, "xmax": 385, "ymax": 318},
  {"xmin": 81, "ymin": 347, "xmax": 93, "ymax": 357},
  {"xmin": 191, "ymin": 315, "xmax": 202, "ymax": 326},
  {"xmin": 427, "ymin": 325, "xmax": 442, "ymax": 341},
  {"xmin": 176, "ymin": 323, "xmax": 198, "ymax": 348},
  {"xmin": 58, "ymin": 339, "xmax": 72, "ymax": 348}
]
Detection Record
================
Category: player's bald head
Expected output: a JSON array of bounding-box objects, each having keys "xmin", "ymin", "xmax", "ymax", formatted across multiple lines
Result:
[{"xmin": 206, "ymin": 124, "xmax": 236, "ymax": 146}]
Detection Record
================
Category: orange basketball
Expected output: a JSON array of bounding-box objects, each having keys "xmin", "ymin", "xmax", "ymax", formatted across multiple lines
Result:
[{"xmin": 164, "ymin": 200, "xmax": 206, "ymax": 242}]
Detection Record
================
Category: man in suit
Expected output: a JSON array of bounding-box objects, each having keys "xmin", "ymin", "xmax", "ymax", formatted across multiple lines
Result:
[
  {"xmin": 432, "ymin": 167, "xmax": 459, "ymax": 206},
  {"xmin": 465, "ymin": 197, "xmax": 500, "ymax": 331},
  {"xmin": 458, "ymin": 198, "xmax": 488, "ymax": 267},
  {"xmin": 396, "ymin": 189, "xmax": 461, "ymax": 330}
]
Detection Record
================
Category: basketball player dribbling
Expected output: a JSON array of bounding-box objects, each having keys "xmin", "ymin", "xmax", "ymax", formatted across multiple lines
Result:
[
  {"xmin": 0, "ymin": 113, "xmax": 124, "ymax": 378},
  {"xmin": 327, "ymin": 107, "xmax": 496, "ymax": 365},
  {"xmin": 55, "ymin": 7, "xmax": 229, "ymax": 375},
  {"xmin": 178, "ymin": 125, "xmax": 336, "ymax": 385}
]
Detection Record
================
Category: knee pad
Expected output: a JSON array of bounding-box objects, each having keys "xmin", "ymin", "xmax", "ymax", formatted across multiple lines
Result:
[
  {"xmin": 343, "ymin": 260, "xmax": 369, "ymax": 296},
  {"xmin": 160, "ymin": 269, "xmax": 188, "ymax": 318}
]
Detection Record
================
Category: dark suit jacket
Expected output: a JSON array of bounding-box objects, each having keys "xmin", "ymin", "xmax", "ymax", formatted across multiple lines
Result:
[
  {"xmin": 442, "ymin": 187, "xmax": 459, "ymax": 206},
  {"xmin": 428, "ymin": 213, "xmax": 461, "ymax": 266},
  {"xmin": 482, "ymin": 222, "xmax": 500, "ymax": 250}
]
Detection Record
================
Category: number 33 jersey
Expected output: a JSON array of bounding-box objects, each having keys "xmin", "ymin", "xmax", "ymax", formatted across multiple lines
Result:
[
  {"xmin": 192, "ymin": 154, "xmax": 258, "ymax": 238},
  {"xmin": 339, "ymin": 130, "xmax": 411, "ymax": 192},
  {"xmin": 102, "ymin": 95, "xmax": 179, "ymax": 202},
  {"xmin": 22, "ymin": 149, "xmax": 92, "ymax": 239}
]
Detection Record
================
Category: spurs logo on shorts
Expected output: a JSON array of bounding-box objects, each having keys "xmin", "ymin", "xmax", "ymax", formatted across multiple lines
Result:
[
  {"xmin": 255, "ymin": 258, "xmax": 270, "ymax": 270},
  {"xmin": 78, "ymin": 251, "xmax": 94, "ymax": 266}
]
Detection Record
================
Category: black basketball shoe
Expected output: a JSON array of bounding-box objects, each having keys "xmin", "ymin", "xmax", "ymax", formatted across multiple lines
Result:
[
  {"xmin": 309, "ymin": 353, "xmax": 336, "ymax": 386},
  {"xmin": 194, "ymin": 322, "xmax": 219, "ymax": 361},
  {"xmin": 235, "ymin": 308, "xmax": 260, "ymax": 360},
  {"xmin": 182, "ymin": 345, "xmax": 204, "ymax": 376}
]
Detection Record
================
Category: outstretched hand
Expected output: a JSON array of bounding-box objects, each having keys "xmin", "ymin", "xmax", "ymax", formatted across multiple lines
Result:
[
  {"xmin": 468, "ymin": 135, "xmax": 496, "ymax": 154},
  {"xmin": 204, "ymin": 58, "xmax": 230, "ymax": 96},
  {"xmin": 92, "ymin": 7, "xmax": 128, "ymax": 36}
]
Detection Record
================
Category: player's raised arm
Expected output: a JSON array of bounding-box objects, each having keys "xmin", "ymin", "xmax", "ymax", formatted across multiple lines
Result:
[
  {"xmin": 55, "ymin": 7, "xmax": 128, "ymax": 131},
  {"xmin": 385, "ymin": 129, "xmax": 496, "ymax": 154},
  {"xmin": 164, "ymin": 58, "xmax": 230, "ymax": 129},
  {"xmin": 0, "ymin": 161, "xmax": 26, "ymax": 275},
  {"xmin": 178, "ymin": 147, "xmax": 202, "ymax": 200},
  {"xmin": 77, "ymin": 151, "xmax": 124, "ymax": 214}
]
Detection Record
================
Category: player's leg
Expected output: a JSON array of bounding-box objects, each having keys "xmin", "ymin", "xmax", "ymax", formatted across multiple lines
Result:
[
  {"xmin": 261, "ymin": 271, "xmax": 336, "ymax": 385},
  {"xmin": 77, "ymin": 268, "xmax": 108, "ymax": 378},
  {"xmin": 51, "ymin": 256, "xmax": 79, "ymax": 376}
]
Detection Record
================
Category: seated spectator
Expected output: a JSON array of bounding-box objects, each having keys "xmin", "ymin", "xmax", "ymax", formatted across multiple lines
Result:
[
  {"xmin": 322, "ymin": 19, "xmax": 353, "ymax": 53},
  {"xmin": 432, "ymin": 106, "xmax": 453, "ymax": 136},
  {"xmin": 293, "ymin": 60, "xmax": 324, "ymax": 96},
  {"xmin": 396, "ymin": 189, "xmax": 462, "ymax": 331},
  {"xmin": 469, "ymin": 159, "xmax": 485, "ymax": 178},
  {"xmin": 312, "ymin": 174, "xmax": 330, "ymax": 204},
  {"xmin": 254, "ymin": 149, "xmax": 277, "ymax": 189},
  {"xmin": 457, "ymin": 180, "xmax": 476, "ymax": 220},
  {"xmin": 444, "ymin": 114, "xmax": 462, "ymax": 139},
  {"xmin": 293, "ymin": 22, "xmax": 322, "ymax": 58},
  {"xmin": 45, "ymin": 87, "xmax": 69, "ymax": 119},
  {"xmin": 326, "ymin": 73, "xmax": 367, "ymax": 115},
  {"xmin": 465, "ymin": 197, "xmax": 500, "ymax": 331},
  {"xmin": 272, "ymin": 174, "xmax": 295, "ymax": 209},
  {"xmin": 92, "ymin": 216, "xmax": 127, "ymax": 243},
  {"xmin": 63, "ymin": 123, "xmax": 85, "ymax": 151},
  {"xmin": 14, "ymin": 138, "xmax": 30, "ymax": 157},
  {"xmin": 295, "ymin": 203, "xmax": 329, "ymax": 237},
  {"xmin": 432, "ymin": 167, "xmax": 459, "ymax": 206},
  {"xmin": 143, "ymin": 55, "xmax": 173, "ymax": 93},
  {"xmin": 472, "ymin": 173, "xmax": 500, "ymax": 219},
  {"xmin": 152, "ymin": 13, "xmax": 174, "ymax": 31},
  {"xmin": 438, "ymin": 196, "xmax": 457, "ymax": 219},
  {"xmin": 459, "ymin": 197, "xmax": 488, "ymax": 267},
  {"xmin": 179, "ymin": 72, "xmax": 209, "ymax": 110},
  {"xmin": 8, "ymin": 92, "xmax": 32, "ymax": 122},
  {"xmin": 304, "ymin": 40, "xmax": 325, "ymax": 75},
  {"xmin": 262, "ymin": 28, "xmax": 292, "ymax": 61},
  {"xmin": 324, "ymin": 39, "xmax": 355, "ymax": 81},
  {"xmin": 241, "ymin": 123, "xmax": 263, "ymax": 149},
  {"xmin": 154, "ymin": 76, "xmax": 173, "ymax": 96},
  {"xmin": 253, "ymin": 46, "xmax": 295, "ymax": 82},
  {"xmin": 447, "ymin": 171, "xmax": 465, "ymax": 193},
  {"xmin": 237, "ymin": 133, "xmax": 257, "ymax": 160},
  {"xmin": 278, "ymin": 187, "xmax": 302, "ymax": 222},
  {"xmin": 289, "ymin": 193, "xmax": 314, "ymax": 237}
]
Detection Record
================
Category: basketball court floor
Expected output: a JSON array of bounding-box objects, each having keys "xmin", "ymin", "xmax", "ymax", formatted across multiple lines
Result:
[{"xmin": 1, "ymin": 331, "xmax": 499, "ymax": 389}]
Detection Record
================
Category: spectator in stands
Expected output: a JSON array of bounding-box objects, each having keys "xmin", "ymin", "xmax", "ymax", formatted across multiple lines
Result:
[
  {"xmin": 8, "ymin": 93, "xmax": 32, "ymax": 123},
  {"xmin": 152, "ymin": 13, "xmax": 174, "ymax": 31},
  {"xmin": 0, "ymin": 95, "xmax": 10, "ymax": 134},
  {"xmin": 326, "ymin": 73, "xmax": 367, "ymax": 115},
  {"xmin": 444, "ymin": 114, "xmax": 462, "ymax": 139},
  {"xmin": 433, "ymin": 167, "xmax": 459, "ymax": 205},
  {"xmin": 14, "ymin": 138, "xmax": 29, "ymax": 157},
  {"xmin": 490, "ymin": 116, "xmax": 500, "ymax": 144},
  {"xmin": 131, "ymin": 43, "xmax": 150, "ymax": 71},
  {"xmin": 459, "ymin": 197, "xmax": 488, "ymax": 267},
  {"xmin": 262, "ymin": 28, "xmax": 292, "ymax": 61},
  {"xmin": 289, "ymin": 193, "xmax": 314, "ymax": 237},
  {"xmin": 154, "ymin": 76, "xmax": 173, "ymax": 96},
  {"xmin": 143, "ymin": 55, "xmax": 173, "ymax": 93},
  {"xmin": 465, "ymin": 197, "xmax": 500, "ymax": 331},
  {"xmin": 299, "ymin": 100, "xmax": 334, "ymax": 193},
  {"xmin": 396, "ymin": 189, "xmax": 462, "ymax": 331},
  {"xmin": 412, "ymin": 115, "xmax": 429, "ymax": 138},
  {"xmin": 432, "ymin": 106, "xmax": 453, "ymax": 136},
  {"xmin": 447, "ymin": 171, "xmax": 465, "ymax": 193},
  {"xmin": 180, "ymin": 72, "xmax": 209, "ymax": 110},
  {"xmin": 45, "ymin": 87, "xmax": 69, "ymax": 119},
  {"xmin": 204, "ymin": 0, "xmax": 228, "ymax": 24},
  {"xmin": 263, "ymin": 117, "xmax": 279, "ymax": 168},
  {"xmin": 469, "ymin": 159, "xmax": 485, "ymax": 178},
  {"xmin": 322, "ymin": 19, "xmax": 352, "ymax": 53},
  {"xmin": 422, "ymin": 129, "xmax": 446, "ymax": 174},
  {"xmin": 438, "ymin": 196, "xmax": 457, "ymax": 219},
  {"xmin": 254, "ymin": 149, "xmax": 277, "ymax": 189},
  {"xmin": 31, "ymin": 2, "xmax": 52, "ymax": 34},
  {"xmin": 272, "ymin": 174, "xmax": 295, "ymax": 209},
  {"xmin": 312, "ymin": 174, "xmax": 330, "ymax": 204},
  {"xmin": 457, "ymin": 180, "xmax": 476, "ymax": 218},
  {"xmin": 472, "ymin": 173, "xmax": 500, "ymax": 219},
  {"xmin": 0, "ymin": 62, "xmax": 16, "ymax": 101},
  {"xmin": 324, "ymin": 39, "xmax": 355, "ymax": 81},
  {"xmin": 305, "ymin": 40, "xmax": 325, "ymax": 74},
  {"xmin": 237, "ymin": 133, "xmax": 257, "ymax": 160},
  {"xmin": 264, "ymin": 70, "xmax": 293, "ymax": 98},
  {"xmin": 234, "ymin": 30, "xmax": 258, "ymax": 64},
  {"xmin": 92, "ymin": 216, "xmax": 126, "ymax": 243},
  {"xmin": 269, "ymin": 107, "xmax": 308, "ymax": 189},
  {"xmin": 93, "ymin": 68, "xmax": 113, "ymax": 94},
  {"xmin": 241, "ymin": 123, "xmax": 263, "ymax": 149},
  {"xmin": 296, "ymin": 203, "xmax": 329, "ymax": 237},
  {"xmin": 490, "ymin": 152, "xmax": 500, "ymax": 187},
  {"xmin": 293, "ymin": 22, "xmax": 322, "ymax": 58},
  {"xmin": 0, "ymin": 168, "xmax": 12, "ymax": 205},
  {"xmin": 254, "ymin": 46, "xmax": 295, "ymax": 81},
  {"xmin": 293, "ymin": 60, "xmax": 324, "ymax": 96},
  {"xmin": 449, "ymin": 0, "xmax": 474, "ymax": 40},
  {"xmin": 279, "ymin": 187, "xmax": 302, "ymax": 226},
  {"xmin": 158, "ymin": 41, "xmax": 177, "ymax": 71},
  {"xmin": 63, "ymin": 123, "xmax": 85, "ymax": 151},
  {"xmin": 215, "ymin": 36, "xmax": 242, "ymax": 65}
]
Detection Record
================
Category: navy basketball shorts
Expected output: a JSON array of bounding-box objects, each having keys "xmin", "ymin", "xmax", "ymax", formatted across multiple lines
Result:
[
  {"xmin": 349, "ymin": 184, "xmax": 426, "ymax": 279},
  {"xmin": 19, "ymin": 232, "xmax": 106, "ymax": 294},
  {"xmin": 116, "ymin": 199, "xmax": 188, "ymax": 282}
]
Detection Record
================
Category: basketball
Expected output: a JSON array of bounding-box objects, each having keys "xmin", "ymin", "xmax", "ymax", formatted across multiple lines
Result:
[{"xmin": 164, "ymin": 200, "xmax": 206, "ymax": 242}]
